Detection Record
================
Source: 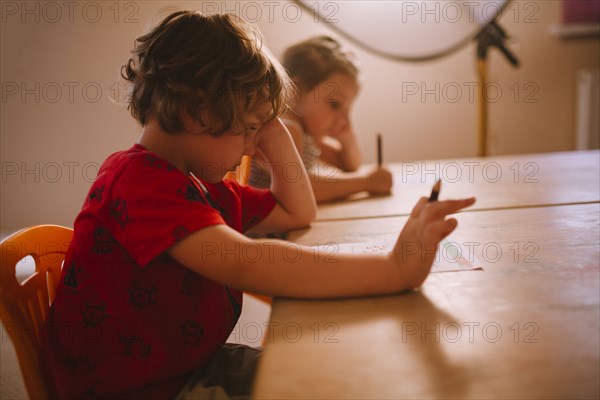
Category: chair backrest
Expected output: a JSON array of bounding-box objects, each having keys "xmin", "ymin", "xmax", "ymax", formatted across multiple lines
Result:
[
  {"xmin": 0, "ymin": 225, "xmax": 73, "ymax": 400},
  {"xmin": 225, "ymin": 155, "xmax": 272, "ymax": 306},
  {"xmin": 225, "ymin": 154, "xmax": 252, "ymax": 185}
]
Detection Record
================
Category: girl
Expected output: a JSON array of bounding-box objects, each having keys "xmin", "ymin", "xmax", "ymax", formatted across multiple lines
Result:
[{"xmin": 249, "ymin": 36, "xmax": 393, "ymax": 202}]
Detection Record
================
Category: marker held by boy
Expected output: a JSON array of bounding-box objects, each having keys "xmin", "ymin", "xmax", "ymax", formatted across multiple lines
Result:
[
  {"xmin": 429, "ymin": 179, "xmax": 441, "ymax": 202},
  {"xmin": 377, "ymin": 132, "xmax": 382, "ymax": 167}
]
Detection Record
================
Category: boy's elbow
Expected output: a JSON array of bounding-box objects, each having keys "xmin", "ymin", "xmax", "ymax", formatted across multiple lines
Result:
[
  {"xmin": 296, "ymin": 207, "xmax": 317, "ymax": 229},
  {"xmin": 301, "ymin": 190, "xmax": 318, "ymax": 225},
  {"xmin": 306, "ymin": 208, "xmax": 317, "ymax": 226},
  {"xmin": 289, "ymin": 203, "xmax": 316, "ymax": 230},
  {"xmin": 307, "ymin": 198, "xmax": 318, "ymax": 224}
]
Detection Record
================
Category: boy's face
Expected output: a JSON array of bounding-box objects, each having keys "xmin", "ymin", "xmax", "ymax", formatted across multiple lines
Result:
[
  {"xmin": 297, "ymin": 73, "xmax": 359, "ymax": 140},
  {"xmin": 184, "ymin": 102, "xmax": 272, "ymax": 183}
]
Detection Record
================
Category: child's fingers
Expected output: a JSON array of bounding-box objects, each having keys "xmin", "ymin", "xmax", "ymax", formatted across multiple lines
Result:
[
  {"xmin": 410, "ymin": 197, "xmax": 430, "ymax": 217},
  {"xmin": 422, "ymin": 197, "xmax": 476, "ymax": 221},
  {"xmin": 424, "ymin": 218, "xmax": 458, "ymax": 244}
]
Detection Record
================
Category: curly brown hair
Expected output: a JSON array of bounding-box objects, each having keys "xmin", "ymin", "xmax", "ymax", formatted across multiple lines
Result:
[
  {"xmin": 121, "ymin": 10, "xmax": 292, "ymax": 135},
  {"xmin": 282, "ymin": 36, "xmax": 359, "ymax": 91}
]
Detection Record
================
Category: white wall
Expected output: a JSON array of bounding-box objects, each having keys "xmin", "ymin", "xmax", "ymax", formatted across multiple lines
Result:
[{"xmin": 1, "ymin": 1, "xmax": 599, "ymax": 233}]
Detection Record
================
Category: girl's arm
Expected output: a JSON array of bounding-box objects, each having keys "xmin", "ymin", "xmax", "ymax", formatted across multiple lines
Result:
[
  {"xmin": 284, "ymin": 119, "xmax": 390, "ymax": 203},
  {"xmin": 317, "ymin": 122, "xmax": 362, "ymax": 172},
  {"xmin": 250, "ymin": 118, "xmax": 317, "ymax": 233},
  {"xmin": 168, "ymin": 196, "xmax": 476, "ymax": 298},
  {"xmin": 310, "ymin": 164, "xmax": 392, "ymax": 203}
]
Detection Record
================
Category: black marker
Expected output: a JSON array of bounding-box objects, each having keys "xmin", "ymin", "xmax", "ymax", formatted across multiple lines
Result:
[
  {"xmin": 428, "ymin": 179, "xmax": 441, "ymax": 202},
  {"xmin": 377, "ymin": 133, "xmax": 382, "ymax": 167}
]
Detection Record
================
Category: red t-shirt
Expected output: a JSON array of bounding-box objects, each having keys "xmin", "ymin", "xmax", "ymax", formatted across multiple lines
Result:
[{"xmin": 41, "ymin": 144, "xmax": 276, "ymax": 399}]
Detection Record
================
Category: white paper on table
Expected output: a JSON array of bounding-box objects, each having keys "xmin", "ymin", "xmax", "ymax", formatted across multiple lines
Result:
[{"xmin": 311, "ymin": 239, "xmax": 483, "ymax": 273}]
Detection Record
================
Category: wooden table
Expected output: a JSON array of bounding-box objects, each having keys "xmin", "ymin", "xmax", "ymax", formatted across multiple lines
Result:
[
  {"xmin": 316, "ymin": 150, "xmax": 600, "ymax": 221},
  {"xmin": 253, "ymin": 151, "xmax": 600, "ymax": 399}
]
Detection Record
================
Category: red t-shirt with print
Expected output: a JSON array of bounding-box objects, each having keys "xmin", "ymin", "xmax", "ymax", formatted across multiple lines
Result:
[{"xmin": 41, "ymin": 144, "xmax": 276, "ymax": 399}]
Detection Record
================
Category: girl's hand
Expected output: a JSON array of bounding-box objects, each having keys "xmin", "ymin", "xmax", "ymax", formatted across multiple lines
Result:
[
  {"xmin": 331, "ymin": 121, "xmax": 353, "ymax": 139},
  {"xmin": 318, "ymin": 120, "xmax": 362, "ymax": 172},
  {"xmin": 366, "ymin": 167, "xmax": 393, "ymax": 195},
  {"xmin": 390, "ymin": 196, "xmax": 476, "ymax": 287}
]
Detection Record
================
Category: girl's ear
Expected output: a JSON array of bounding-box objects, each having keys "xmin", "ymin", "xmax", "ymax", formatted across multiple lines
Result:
[
  {"xmin": 289, "ymin": 77, "xmax": 306, "ymax": 105},
  {"xmin": 291, "ymin": 77, "xmax": 304, "ymax": 92}
]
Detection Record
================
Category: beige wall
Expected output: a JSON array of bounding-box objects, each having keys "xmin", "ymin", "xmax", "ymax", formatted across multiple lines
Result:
[{"xmin": 1, "ymin": 1, "xmax": 599, "ymax": 232}]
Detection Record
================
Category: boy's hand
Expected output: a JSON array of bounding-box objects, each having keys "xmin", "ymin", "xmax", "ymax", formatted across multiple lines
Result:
[
  {"xmin": 391, "ymin": 196, "xmax": 476, "ymax": 287},
  {"xmin": 254, "ymin": 118, "xmax": 299, "ymax": 167},
  {"xmin": 366, "ymin": 167, "xmax": 393, "ymax": 195},
  {"xmin": 255, "ymin": 117, "xmax": 288, "ymax": 154},
  {"xmin": 251, "ymin": 117, "xmax": 317, "ymax": 231}
]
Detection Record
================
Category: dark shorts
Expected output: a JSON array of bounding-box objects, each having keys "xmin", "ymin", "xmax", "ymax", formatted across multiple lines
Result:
[{"xmin": 175, "ymin": 344, "xmax": 262, "ymax": 400}]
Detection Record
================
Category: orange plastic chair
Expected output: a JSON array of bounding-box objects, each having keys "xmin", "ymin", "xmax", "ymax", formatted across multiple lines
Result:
[
  {"xmin": 225, "ymin": 155, "xmax": 272, "ymax": 306},
  {"xmin": 1, "ymin": 223, "xmax": 271, "ymax": 400},
  {"xmin": 0, "ymin": 224, "xmax": 72, "ymax": 399},
  {"xmin": 225, "ymin": 154, "xmax": 253, "ymax": 185}
]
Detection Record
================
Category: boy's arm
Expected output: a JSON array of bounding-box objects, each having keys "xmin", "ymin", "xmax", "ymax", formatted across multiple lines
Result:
[
  {"xmin": 168, "ymin": 196, "xmax": 475, "ymax": 298},
  {"xmin": 317, "ymin": 122, "xmax": 362, "ymax": 172},
  {"xmin": 250, "ymin": 118, "xmax": 317, "ymax": 233}
]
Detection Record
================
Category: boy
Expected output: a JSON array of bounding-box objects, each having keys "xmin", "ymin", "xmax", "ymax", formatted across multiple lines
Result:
[{"xmin": 41, "ymin": 10, "xmax": 475, "ymax": 399}]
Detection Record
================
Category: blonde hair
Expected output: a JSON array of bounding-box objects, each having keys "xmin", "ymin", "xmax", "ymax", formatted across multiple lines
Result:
[
  {"xmin": 282, "ymin": 36, "xmax": 358, "ymax": 91},
  {"xmin": 122, "ymin": 10, "xmax": 292, "ymax": 134}
]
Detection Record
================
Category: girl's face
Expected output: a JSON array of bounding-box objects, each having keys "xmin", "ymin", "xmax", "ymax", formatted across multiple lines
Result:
[
  {"xmin": 296, "ymin": 73, "xmax": 359, "ymax": 140},
  {"xmin": 184, "ymin": 102, "xmax": 271, "ymax": 183}
]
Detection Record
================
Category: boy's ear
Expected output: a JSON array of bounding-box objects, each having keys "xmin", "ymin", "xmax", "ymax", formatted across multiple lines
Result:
[
  {"xmin": 179, "ymin": 106, "xmax": 208, "ymax": 134},
  {"xmin": 180, "ymin": 89, "xmax": 211, "ymax": 134}
]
